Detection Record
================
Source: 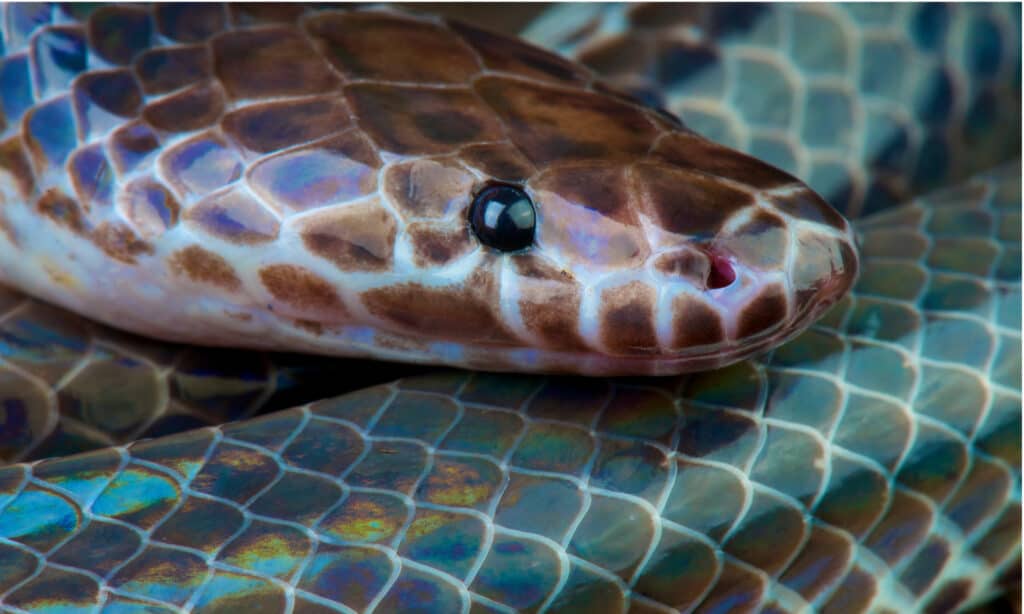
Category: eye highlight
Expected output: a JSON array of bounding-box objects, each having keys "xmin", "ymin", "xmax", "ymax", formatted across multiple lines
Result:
[{"xmin": 469, "ymin": 183, "xmax": 536, "ymax": 252}]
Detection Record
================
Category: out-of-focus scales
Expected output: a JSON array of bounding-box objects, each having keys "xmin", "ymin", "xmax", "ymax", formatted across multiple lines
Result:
[{"xmin": 0, "ymin": 3, "xmax": 1019, "ymax": 614}]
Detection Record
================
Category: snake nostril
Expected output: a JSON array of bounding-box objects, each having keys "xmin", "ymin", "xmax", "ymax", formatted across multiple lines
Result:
[{"xmin": 707, "ymin": 255, "xmax": 736, "ymax": 289}]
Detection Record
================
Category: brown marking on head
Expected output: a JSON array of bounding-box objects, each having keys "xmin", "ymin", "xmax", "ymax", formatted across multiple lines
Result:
[
  {"xmin": 91, "ymin": 222, "xmax": 154, "ymax": 264},
  {"xmin": 228, "ymin": 3, "xmax": 305, "ymax": 25},
  {"xmin": 634, "ymin": 162, "xmax": 754, "ymax": 237},
  {"xmin": 532, "ymin": 164, "xmax": 649, "ymax": 268},
  {"xmin": 600, "ymin": 281, "xmax": 658, "ymax": 353},
  {"xmin": 652, "ymin": 132, "xmax": 797, "ymax": 189},
  {"xmin": 107, "ymin": 0, "xmax": 171, "ymax": 46},
  {"xmin": 73, "ymin": 68, "xmax": 143, "ymax": 120},
  {"xmin": 531, "ymin": 162, "xmax": 636, "ymax": 225},
  {"xmin": 737, "ymin": 285, "xmax": 789, "ymax": 339},
  {"xmin": 448, "ymin": 20, "xmax": 590, "ymax": 85},
  {"xmin": 211, "ymin": 26, "xmax": 339, "ymax": 99},
  {"xmin": 36, "ymin": 189, "xmax": 86, "ymax": 234},
  {"xmin": 407, "ymin": 222, "xmax": 474, "ymax": 267},
  {"xmin": 154, "ymin": 4, "xmax": 227, "ymax": 43},
  {"xmin": 362, "ymin": 268, "xmax": 517, "ymax": 343},
  {"xmin": 652, "ymin": 248, "xmax": 710, "ymax": 287},
  {"xmin": 771, "ymin": 187, "xmax": 849, "ymax": 232},
  {"xmin": 259, "ymin": 264, "xmax": 348, "ymax": 317},
  {"xmin": 383, "ymin": 157, "xmax": 474, "ymax": 219},
  {"xmin": 518, "ymin": 281, "xmax": 588, "ymax": 351},
  {"xmin": 671, "ymin": 295, "xmax": 725, "ymax": 349},
  {"xmin": 510, "ymin": 254, "xmax": 573, "ymax": 282},
  {"xmin": 305, "ymin": 11, "xmax": 481, "ymax": 84},
  {"xmin": 0, "ymin": 138, "xmax": 36, "ymax": 199},
  {"xmin": 722, "ymin": 210, "xmax": 789, "ymax": 270},
  {"xmin": 142, "ymin": 82, "xmax": 225, "ymax": 133},
  {"xmin": 346, "ymin": 83, "xmax": 505, "ymax": 155},
  {"xmin": 0, "ymin": 213, "xmax": 15, "ymax": 245},
  {"xmin": 297, "ymin": 199, "xmax": 397, "ymax": 272},
  {"xmin": 574, "ymin": 34, "xmax": 650, "ymax": 79},
  {"xmin": 457, "ymin": 143, "xmax": 536, "ymax": 183},
  {"xmin": 168, "ymin": 245, "xmax": 241, "ymax": 291},
  {"xmin": 474, "ymin": 76, "xmax": 660, "ymax": 165},
  {"xmin": 222, "ymin": 97, "xmax": 353, "ymax": 155},
  {"xmin": 109, "ymin": 121, "xmax": 161, "ymax": 175},
  {"xmin": 134, "ymin": 44, "xmax": 211, "ymax": 95}
]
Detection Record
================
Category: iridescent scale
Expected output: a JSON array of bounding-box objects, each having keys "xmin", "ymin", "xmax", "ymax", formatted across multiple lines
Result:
[{"xmin": 0, "ymin": 3, "xmax": 1019, "ymax": 614}]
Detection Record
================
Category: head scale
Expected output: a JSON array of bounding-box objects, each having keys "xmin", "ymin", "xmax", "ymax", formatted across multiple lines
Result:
[{"xmin": 5, "ymin": 7, "xmax": 857, "ymax": 377}]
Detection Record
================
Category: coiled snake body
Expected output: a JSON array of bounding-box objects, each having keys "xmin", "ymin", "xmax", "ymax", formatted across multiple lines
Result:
[{"xmin": 0, "ymin": 4, "xmax": 1019, "ymax": 613}]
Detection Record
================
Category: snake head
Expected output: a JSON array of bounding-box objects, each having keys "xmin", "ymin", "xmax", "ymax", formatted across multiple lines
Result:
[
  {"xmin": 510, "ymin": 131, "xmax": 860, "ymax": 374},
  {"xmin": 334, "ymin": 15, "xmax": 859, "ymax": 375},
  {"xmin": 2, "ymin": 8, "xmax": 856, "ymax": 376}
]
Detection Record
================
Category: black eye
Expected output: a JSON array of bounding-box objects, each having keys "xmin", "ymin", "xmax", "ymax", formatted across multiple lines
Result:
[{"xmin": 469, "ymin": 183, "xmax": 536, "ymax": 252}]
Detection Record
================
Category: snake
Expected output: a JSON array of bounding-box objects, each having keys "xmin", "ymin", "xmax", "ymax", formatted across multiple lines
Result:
[{"xmin": 0, "ymin": 3, "xmax": 1018, "ymax": 613}]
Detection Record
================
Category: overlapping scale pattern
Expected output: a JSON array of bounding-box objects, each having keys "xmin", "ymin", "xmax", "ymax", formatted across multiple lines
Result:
[
  {"xmin": 0, "ymin": 162, "xmax": 1018, "ymax": 612},
  {"xmin": 0, "ymin": 285, "xmax": 422, "ymax": 463},
  {"xmin": 527, "ymin": 3, "xmax": 1021, "ymax": 219},
  {"xmin": 0, "ymin": 3, "xmax": 857, "ymax": 375}
]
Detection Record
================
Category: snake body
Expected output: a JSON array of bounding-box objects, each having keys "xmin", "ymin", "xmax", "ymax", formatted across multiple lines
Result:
[{"xmin": 0, "ymin": 3, "xmax": 1019, "ymax": 613}]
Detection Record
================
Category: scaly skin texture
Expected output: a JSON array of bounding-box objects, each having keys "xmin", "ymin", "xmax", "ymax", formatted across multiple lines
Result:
[
  {"xmin": 526, "ymin": 3, "xmax": 1022, "ymax": 222},
  {"xmin": 0, "ymin": 3, "xmax": 1019, "ymax": 614},
  {"xmin": 0, "ymin": 4, "xmax": 855, "ymax": 376},
  {"xmin": 0, "ymin": 162, "xmax": 1019, "ymax": 612}
]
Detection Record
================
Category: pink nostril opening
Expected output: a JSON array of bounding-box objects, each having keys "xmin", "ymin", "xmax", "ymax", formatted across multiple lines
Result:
[{"xmin": 707, "ymin": 255, "xmax": 736, "ymax": 289}]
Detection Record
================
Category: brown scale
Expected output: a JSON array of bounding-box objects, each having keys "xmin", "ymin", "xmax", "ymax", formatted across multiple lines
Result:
[
  {"xmin": 600, "ymin": 281, "xmax": 659, "ymax": 353},
  {"xmin": 109, "ymin": 121, "xmax": 161, "ymax": 175},
  {"xmin": 296, "ymin": 198, "xmax": 397, "ymax": 272},
  {"xmin": 211, "ymin": 26, "xmax": 339, "ymax": 100},
  {"xmin": 345, "ymin": 83, "xmax": 505, "ymax": 156},
  {"xmin": 475, "ymin": 76, "xmax": 661, "ymax": 164},
  {"xmin": 0, "ymin": 138, "xmax": 35, "ymax": 201},
  {"xmin": 736, "ymin": 285, "xmax": 790, "ymax": 339},
  {"xmin": 531, "ymin": 164, "xmax": 649, "ymax": 269},
  {"xmin": 72, "ymin": 69, "xmax": 143, "ymax": 133},
  {"xmin": 406, "ymin": 222, "xmax": 475, "ymax": 268},
  {"xmin": 142, "ymin": 82, "xmax": 225, "ymax": 133},
  {"xmin": 168, "ymin": 245, "xmax": 241, "ymax": 292},
  {"xmin": 220, "ymin": 96, "xmax": 352, "ymax": 156},
  {"xmin": 721, "ymin": 210, "xmax": 790, "ymax": 270},
  {"xmin": 634, "ymin": 162, "xmax": 755, "ymax": 236},
  {"xmin": 448, "ymin": 20, "xmax": 592, "ymax": 85},
  {"xmin": 362, "ymin": 266, "xmax": 519, "ymax": 345},
  {"xmin": 457, "ymin": 142, "xmax": 537, "ymax": 182},
  {"xmin": 384, "ymin": 156, "xmax": 476, "ymax": 219},
  {"xmin": 511, "ymin": 253, "xmax": 588, "ymax": 350},
  {"xmin": 91, "ymin": 222, "xmax": 153, "ymax": 264},
  {"xmin": 259, "ymin": 264, "xmax": 349, "ymax": 321},
  {"xmin": 134, "ymin": 45, "xmax": 211, "ymax": 95},
  {"xmin": 5, "ymin": 5, "xmax": 857, "ymax": 367},
  {"xmin": 305, "ymin": 12, "xmax": 483, "ymax": 84},
  {"xmin": 670, "ymin": 295, "xmax": 726, "ymax": 349}
]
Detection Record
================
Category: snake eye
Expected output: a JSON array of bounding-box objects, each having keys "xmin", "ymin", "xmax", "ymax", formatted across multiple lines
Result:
[{"xmin": 469, "ymin": 183, "xmax": 536, "ymax": 252}]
